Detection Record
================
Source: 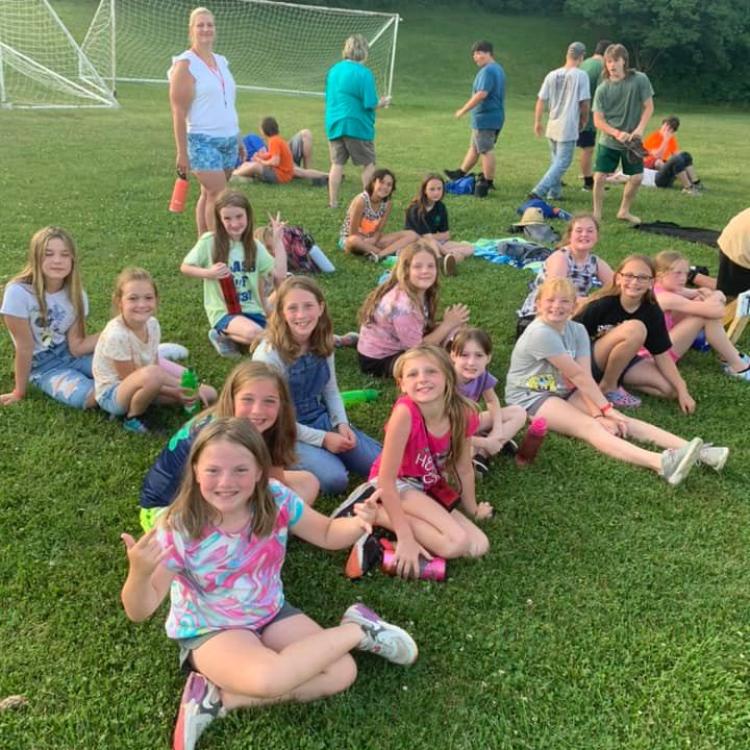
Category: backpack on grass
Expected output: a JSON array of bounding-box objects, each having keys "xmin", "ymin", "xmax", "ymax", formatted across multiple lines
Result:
[
  {"xmin": 445, "ymin": 174, "xmax": 476, "ymax": 195},
  {"xmin": 281, "ymin": 226, "xmax": 319, "ymax": 273}
]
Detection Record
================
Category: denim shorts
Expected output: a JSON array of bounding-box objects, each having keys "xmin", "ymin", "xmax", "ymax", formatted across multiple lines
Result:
[
  {"xmin": 177, "ymin": 601, "xmax": 302, "ymax": 672},
  {"xmin": 96, "ymin": 382, "xmax": 127, "ymax": 416},
  {"xmin": 188, "ymin": 132, "xmax": 239, "ymax": 171},
  {"xmin": 214, "ymin": 311, "xmax": 267, "ymax": 333},
  {"xmin": 30, "ymin": 342, "xmax": 94, "ymax": 410}
]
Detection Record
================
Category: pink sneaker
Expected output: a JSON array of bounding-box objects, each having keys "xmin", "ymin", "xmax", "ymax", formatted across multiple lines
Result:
[{"xmin": 173, "ymin": 672, "xmax": 223, "ymax": 750}]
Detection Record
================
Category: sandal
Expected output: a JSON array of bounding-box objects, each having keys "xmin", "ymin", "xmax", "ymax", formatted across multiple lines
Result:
[{"xmin": 604, "ymin": 387, "xmax": 641, "ymax": 409}]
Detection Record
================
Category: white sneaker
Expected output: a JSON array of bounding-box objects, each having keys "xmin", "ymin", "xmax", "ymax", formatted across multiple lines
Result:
[
  {"xmin": 158, "ymin": 342, "xmax": 189, "ymax": 361},
  {"xmin": 699, "ymin": 444, "xmax": 729, "ymax": 472},
  {"xmin": 341, "ymin": 603, "xmax": 418, "ymax": 666},
  {"xmin": 660, "ymin": 438, "xmax": 703, "ymax": 486}
]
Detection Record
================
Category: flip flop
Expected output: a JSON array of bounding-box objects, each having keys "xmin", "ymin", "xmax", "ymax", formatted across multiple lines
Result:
[{"xmin": 605, "ymin": 387, "xmax": 641, "ymax": 408}]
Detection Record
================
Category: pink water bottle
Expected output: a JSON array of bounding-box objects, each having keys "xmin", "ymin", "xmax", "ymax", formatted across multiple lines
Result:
[
  {"xmin": 169, "ymin": 171, "xmax": 189, "ymax": 213},
  {"xmin": 515, "ymin": 417, "xmax": 547, "ymax": 467},
  {"xmin": 380, "ymin": 540, "xmax": 446, "ymax": 581}
]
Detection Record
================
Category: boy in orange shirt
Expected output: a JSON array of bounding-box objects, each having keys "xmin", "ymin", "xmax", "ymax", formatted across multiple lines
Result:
[
  {"xmin": 232, "ymin": 117, "xmax": 329, "ymax": 185},
  {"xmin": 643, "ymin": 116, "xmax": 703, "ymax": 195}
]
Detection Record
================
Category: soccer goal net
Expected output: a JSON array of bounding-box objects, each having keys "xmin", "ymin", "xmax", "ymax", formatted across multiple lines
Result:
[
  {"xmin": 0, "ymin": 0, "xmax": 117, "ymax": 109},
  {"xmin": 82, "ymin": 0, "xmax": 400, "ymax": 99}
]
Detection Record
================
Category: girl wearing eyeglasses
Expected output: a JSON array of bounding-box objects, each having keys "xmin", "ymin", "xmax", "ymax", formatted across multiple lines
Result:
[{"xmin": 574, "ymin": 254, "xmax": 696, "ymax": 413}]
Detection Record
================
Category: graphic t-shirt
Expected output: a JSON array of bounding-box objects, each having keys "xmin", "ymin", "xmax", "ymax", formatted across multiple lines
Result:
[
  {"xmin": 92, "ymin": 315, "xmax": 160, "ymax": 399},
  {"xmin": 404, "ymin": 201, "xmax": 449, "ymax": 235},
  {"xmin": 1, "ymin": 283, "xmax": 89, "ymax": 355},
  {"xmin": 183, "ymin": 234, "xmax": 274, "ymax": 326},
  {"xmin": 505, "ymin": 317, "xmax": 590, "ymax": 412},
  {"xmin": 574, "ymin": 294, "xmax": 671, "ymax": 355},
  {"xmin": 157, "ymin": 480, "xmax": 304, "ymax": 639},
  {"xmin": 369, "ymin": 396, "xmax": 479, "ymax": 492},
  {"xmin": 357, "ymin": 287, "xmax": 427, "ymax": 360}
]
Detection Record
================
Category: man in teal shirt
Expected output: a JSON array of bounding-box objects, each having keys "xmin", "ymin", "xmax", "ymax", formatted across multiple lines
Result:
[{"xmin": 445, "ymin": 40, "xmax": 505, "ymax": 195}]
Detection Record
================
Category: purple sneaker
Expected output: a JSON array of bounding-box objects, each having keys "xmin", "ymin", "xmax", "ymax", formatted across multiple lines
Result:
[
  {"xmin": 341, "ymin": 603, "xmax": 418, "ymax": 665},
  {"xmin": 173, "ymin": 672, "xmax": 223, "ymax": 750}
]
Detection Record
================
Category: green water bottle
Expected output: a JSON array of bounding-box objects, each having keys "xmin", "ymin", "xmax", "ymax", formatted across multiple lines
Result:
[
  {"xmin": 181, "ymin": 367, "xmax": 200, "ymax": 415},
  {"xmin": 340, "ymin": 388, "xmax": 379, "ymax": 407}
]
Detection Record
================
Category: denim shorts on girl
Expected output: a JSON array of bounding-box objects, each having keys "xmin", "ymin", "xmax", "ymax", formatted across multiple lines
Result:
[
  {"xmin": 187, "ymin": 132, "xmax": 239, "ymax": 171},
  {"xmin": 177, "ymin": 601, "xmax": 302, "ymax": 672},
  {"xmin": 30, "ymin": 342, "xmax": 94, "ymax": 410},
  {"xmin": 214, "ymin": 311, "xmax": 267, "ymax": 333},
  {"xmin": 96, "ymin": 382, "xmax": 128, "ymax": 416}
]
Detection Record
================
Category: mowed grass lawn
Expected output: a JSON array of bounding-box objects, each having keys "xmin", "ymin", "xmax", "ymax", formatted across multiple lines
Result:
[{"xmin": 1, "ymin": 2, "xmax": 750, "ymax": 748}]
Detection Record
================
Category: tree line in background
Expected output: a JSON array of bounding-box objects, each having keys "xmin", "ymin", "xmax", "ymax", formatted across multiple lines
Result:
[{"xmin": 315, "ymin": 0, "xmax": 750, "ymax": 104}]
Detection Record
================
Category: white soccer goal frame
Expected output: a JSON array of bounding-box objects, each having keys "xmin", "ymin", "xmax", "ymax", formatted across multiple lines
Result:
[
  {"xmin": 82, "ymin": 0, "xmax": 400, "ymax": 99},
  {"xmin": 0, "ymin": 0, "xmax": 117, "ymax": 109}
]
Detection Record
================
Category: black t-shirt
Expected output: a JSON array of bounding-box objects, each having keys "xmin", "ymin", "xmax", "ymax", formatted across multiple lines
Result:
[
  {"xmin": 573, "ymin": 294, "xmax": 672, "ymax": 355},
  {"xmin": 404, "ymin": 200, "xmax": 449, "ymax": 235}
]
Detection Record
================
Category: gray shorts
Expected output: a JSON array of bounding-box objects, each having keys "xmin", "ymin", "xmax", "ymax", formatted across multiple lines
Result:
[
  {"xmin": 260, "ymin": 165, "xmax": 278, "ymax": 183},
  {"xmin": 328, "ymin": 137, "xmax": 375, "ymax": 167},
  {"xmin": 177, "ymin": 601, "xmax": 302, "ymax": 672},
  {"xmin": 288, "ymin": 132, "xmax": 304, "ymax": 166},
  {"xmin": 471, "ymin": 128, "xmax": 500, "ymax": 154},
  {"xmin": 526, "ymin": 390, "xmax": 574, "ymax": 416}
]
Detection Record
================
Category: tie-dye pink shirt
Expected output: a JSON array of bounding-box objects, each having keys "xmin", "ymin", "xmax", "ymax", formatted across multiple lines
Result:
[{"xmin": 157, "ymin": 480, "xmax": 304, "ymax": 640}]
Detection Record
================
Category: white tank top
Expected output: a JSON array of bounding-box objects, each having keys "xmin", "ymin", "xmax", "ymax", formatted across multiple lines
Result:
[{"xmin": 169, "ymin": 50, "xmax": 239, "ymax": 137}]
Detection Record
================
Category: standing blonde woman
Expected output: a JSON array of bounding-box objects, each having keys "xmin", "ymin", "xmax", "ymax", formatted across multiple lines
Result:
[{"xmin": 169, "ymin": 7, "xmax": 245, "ymax": 235}]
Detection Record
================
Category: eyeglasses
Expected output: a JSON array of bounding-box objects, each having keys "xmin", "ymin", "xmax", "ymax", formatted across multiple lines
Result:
[{"xmin": 619, "ymin": 272, "xmax": 653, "ymax": 283}]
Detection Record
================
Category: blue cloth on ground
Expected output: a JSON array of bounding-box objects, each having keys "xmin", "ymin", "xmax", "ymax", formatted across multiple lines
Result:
[{"xmin": 517, "ymin": 198, "xmax": 572, "ymax": 221}]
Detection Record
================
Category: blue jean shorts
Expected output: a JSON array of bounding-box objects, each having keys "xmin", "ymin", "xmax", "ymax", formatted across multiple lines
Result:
[
  {"xmin": 188, "ymin": 132, "xmax": 239, "ymax": 171},
  {"xmin": 214, "ymin": 311, "xmax": 267, "ymax": 333},
  {"xmin": 96, "ymin": 382, "xmax": 127, "ymax": 416},
  {"xmin": 30, "ymin": 342, "xmax": 94, "ymax": 410},
  {"xmin": 177, "ymin": 601, "xmax": 302, "ymax": 672}
]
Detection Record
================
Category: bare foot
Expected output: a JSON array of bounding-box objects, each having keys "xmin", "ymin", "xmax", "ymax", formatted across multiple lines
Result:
[{"xmin": 617, "ymin": 211, "xmax": 641, "ymax": 225}]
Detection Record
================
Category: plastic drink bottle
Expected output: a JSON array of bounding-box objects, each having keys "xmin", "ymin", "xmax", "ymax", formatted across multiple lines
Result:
[
  {"xmin": 218, "ymin": 275, "xmax": 242, "ymax": 315},
  {"xmin": 308, "ymin": 244, "xmax": 336, "ymax": 272},
  {"xmin": 691, "ymin": 330, "xmax": 711, "ymax": 352},
  {"xmin": 515, "ymin": 417, "xmax": 547, "ymax": 467},
  {"xmin": 169, "ymin": 172, "xmax": 189, "ymax": 213},
  {"xmin": 180, "ymin": 368, "xmax": 200, "ymax": 415},
  {"xmin": 380, "ymin": 539, "xmax": 446, "ymax": 581},
  {"xmin": 340, "ymin": 388, "xmax": 379, "ymax": 407}
]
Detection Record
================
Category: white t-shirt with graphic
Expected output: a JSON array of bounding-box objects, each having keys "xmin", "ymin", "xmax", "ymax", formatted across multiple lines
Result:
[{"xmin": 1, "ymin": 282, "xmax": 89, "ymax": 355}]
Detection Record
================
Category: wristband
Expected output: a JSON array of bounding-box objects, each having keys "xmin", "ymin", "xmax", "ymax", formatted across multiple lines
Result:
[{"xmin": 600, "ymin": 402, "xmax": 613, "ymax": 415}]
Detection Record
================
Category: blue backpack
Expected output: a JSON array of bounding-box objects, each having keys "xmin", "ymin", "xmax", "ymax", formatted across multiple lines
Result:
[{"xmin": 445, "ymin": 174, "xmax": 476, "ymax": 195}]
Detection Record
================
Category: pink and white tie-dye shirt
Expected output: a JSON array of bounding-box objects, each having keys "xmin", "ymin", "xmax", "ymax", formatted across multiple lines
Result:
[{"xmin": 157, "ymin": 480, "xmax": 304, "ymax": 640}]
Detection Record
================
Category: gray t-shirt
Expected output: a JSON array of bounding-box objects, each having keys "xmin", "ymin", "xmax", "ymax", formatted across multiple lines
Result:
[
  {"xmin": 592, "ymin": 71, "xmax": 654, "ymax": 150},
  {"xmin": 505, "ymin": 317, "xmax": 590, "ymax": 412},
  {"xmin": 538, "ymin": 66, "xmax": 590, "ymax": 142}
]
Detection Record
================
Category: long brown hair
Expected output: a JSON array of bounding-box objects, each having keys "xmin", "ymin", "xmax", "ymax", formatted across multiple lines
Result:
[
  {"xmin": 6, "ymin": 226, "xmax": 86, "ymax": 329},
  {"xmin": 584, "ymin": 254, "xmax": 657, "ymax": 306},
  {"xmin": 212, "ymin": 190, "xmax": 257, "ymax": 270},
  {"xmin": 196, "ymin": 361, "xmax": 297, "ymax": 467},
  {"xmin": 358, "ymin": 240, "xmax": 440, "ymax": 330},
  {"xmin": 393, "ymin": 345, "xmax": 477, "ymax": 488},
  {"xmin": 407, "ymin": 173, "xmax": 444, "ymax": 221},
  {"xmin": 265, "ymin": 276, "xmax": 333, "ymax": 362},
  {"xmin": 165, "ymin": 417, "xmax": 277, "ymax": 539}
]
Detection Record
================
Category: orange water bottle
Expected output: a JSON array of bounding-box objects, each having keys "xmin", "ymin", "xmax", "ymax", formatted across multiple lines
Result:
[{"xmin": 169, "ymin": 170, "xmax": 189, "ymax": 213}]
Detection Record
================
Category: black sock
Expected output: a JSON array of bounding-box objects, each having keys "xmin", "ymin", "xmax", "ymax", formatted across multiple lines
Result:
[
  {"xmin": 584, "ymin": 175, "xmax": 594, "ymax": 188},
  {"xmin": 693, "ymin": 179, "xmax": 701, "ymax": 186},
  {"xmin": 485, "ymin": 178, "xmax": 494, "ymax": 187}
]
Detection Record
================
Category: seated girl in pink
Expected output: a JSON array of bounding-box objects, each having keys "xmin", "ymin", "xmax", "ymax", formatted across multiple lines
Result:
[
  {"xmin": 356, "ymin": 241, "xmax": 469, "ymax": 377},
  {"xmin": 337, "ymin": 345, "xmax": 491, "ymax": 581}
]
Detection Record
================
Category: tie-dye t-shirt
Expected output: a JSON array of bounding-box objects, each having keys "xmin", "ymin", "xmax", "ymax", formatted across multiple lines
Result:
[{"xmin": 157, "ymin": 479, "xmax": 304, "ymax": 640}]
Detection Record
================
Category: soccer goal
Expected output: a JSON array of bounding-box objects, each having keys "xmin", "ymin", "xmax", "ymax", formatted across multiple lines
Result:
[
  {"xmin": 82, "ymin": 0, "xmax": 400, "ymax": 99},
  {"xmin": 0, "ymin": 0, "xmax": 117, "ymax": 109}
]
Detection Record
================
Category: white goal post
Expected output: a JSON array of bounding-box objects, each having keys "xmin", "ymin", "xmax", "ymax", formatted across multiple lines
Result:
[
  {"xmin": 82, "ymin": 0, "xmax": 400, "ymax": 99},
  {"xmin": 0, "ymin": 0, "xmax": 117, "ymax": 109}
]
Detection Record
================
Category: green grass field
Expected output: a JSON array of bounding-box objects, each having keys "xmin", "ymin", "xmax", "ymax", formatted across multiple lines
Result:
[{"xmin": 1, "ymin": 2, "xmax": 750, "ymax": 748}]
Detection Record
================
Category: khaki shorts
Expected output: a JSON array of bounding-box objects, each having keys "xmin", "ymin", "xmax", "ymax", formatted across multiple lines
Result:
[
  {"xmin": 328, "ymin": 137, "xmax": 375, "ymax": 167},
  {"xmin": 471, "ymin": 129, "xmax": 500, "ymax": 154}
]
